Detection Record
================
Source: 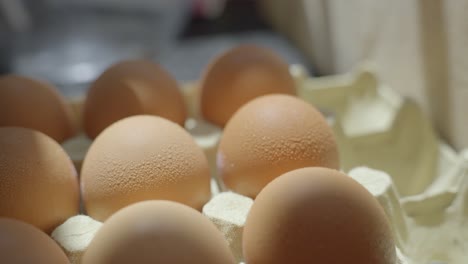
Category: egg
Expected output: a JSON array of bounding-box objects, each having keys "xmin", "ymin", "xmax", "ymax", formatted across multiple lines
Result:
[
  {"xmin": 82, "ymin": 200, "xmax": 236, "ymax": 264},
  {"xmin": 83, "ymin": 60, "xmax": 187, "ymax": 139},
  {"xmin": 199, "ymin": 44, "xmax": 296, "ymax": 127},
  {"xmin": 243, "ymin": 167, "xmax": 396, "ymax": 264},
  {"xmin": 217, "ymin": 94, "xmax": 339, "ymax": 197},
  {"xmin": 0, "ymin": 218, "xmax": 70, "ymax": 264},
  {"xmin": 0, "ymin": 74, "xmax": 76, "ymax": 142},
  {"xmin": 81, "ymin": 115, "xmax": 211, "ymax": 221},
  {"xmin": 0, "ymin": 127, "xmax": 80, "ymax": 233}
]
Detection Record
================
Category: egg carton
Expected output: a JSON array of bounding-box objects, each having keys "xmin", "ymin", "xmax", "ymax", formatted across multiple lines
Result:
[{"xmin": 60, "ymin": 65, "xmax": 468, "ymax": 263}]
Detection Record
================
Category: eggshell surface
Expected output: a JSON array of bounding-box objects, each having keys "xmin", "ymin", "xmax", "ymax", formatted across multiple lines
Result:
[
  {"xmin": 82, "ymin": 200, "xmax": 236, "ymax": 264},
  {"xmin": 200, "ymin": 44, "xmax": 296, "ymax": 127},
  {"xmin": 0, "ymin": 218, "xmax": 70, "ymax": 264},
  {"xmin": 243, "ymin": 167, "xmax": 396, "ymax": 264},
  {"xmin": 81, "ymin": 115, "xmax": 211, "ymax": 221},
  {"xmin": 0, "ymin": 127, "xmax": 80, "ymax": 233},
  {"xmin": 217, "ymin": 94, "xmax": 339, "ymax": 197},
  {"xmin": 0, "ymin": 75, "xmax": 76, "ymax": 142},
  {"xmin": 83, "ymin": 60, "xmax": 187, "ymax": 139}
]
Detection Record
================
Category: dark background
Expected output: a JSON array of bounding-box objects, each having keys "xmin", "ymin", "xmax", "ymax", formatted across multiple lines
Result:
[{"xmin": 0, "ymin": 0, "xmax": 311, "ymax": 97}]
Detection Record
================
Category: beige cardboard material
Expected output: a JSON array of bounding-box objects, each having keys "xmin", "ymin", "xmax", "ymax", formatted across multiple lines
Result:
[{"xmin": 260, "ymin": 0, "xmax": 468, "ymax": 151}]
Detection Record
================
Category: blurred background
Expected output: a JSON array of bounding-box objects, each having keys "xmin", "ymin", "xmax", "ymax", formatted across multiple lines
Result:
[
  {"xmin": 0, "ymin": 0, "xmax": 309, "ymax": 98},
  {"xmin": 1, "ymin": 0, "xmax": 468, "ymax": 149}
]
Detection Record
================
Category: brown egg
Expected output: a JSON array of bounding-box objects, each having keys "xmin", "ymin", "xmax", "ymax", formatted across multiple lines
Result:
[
  {"xmin": 217, "ymin": 94, "xmax": 339, "ymax": 197},
  {"xmin": 0, "ymin": 127, "xmax": 80, "ymax": 233},
  {"xmin": 200, "ymin": 44, "xmax": 296, "ymax": 127},
  {"xmin": 0, "ymin": 218, "xmax": 70, "ymax": 264},
  {"xmin": 83, "ymin": 60, "xmax": 187, "ymax": 139},
  {"xmin": 243, "ymin": 167, "xmax": 396, "ymax": 264},
  {"xmin": 81, "ymin": 115, "xmax": 211, "ymax": 221},
  {"xmin": 0, "ymin": 74, "xmax": 76, "ymax": 142},
  {"xmin": 82, "ymin": 200, "xmax": 236, "ymax": 264}
]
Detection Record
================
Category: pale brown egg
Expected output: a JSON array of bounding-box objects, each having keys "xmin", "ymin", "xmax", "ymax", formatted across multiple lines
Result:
[
  {"xmin": 0, "ymin": 218, "xmax": 70, "ymax": 264},
  {"xmin": 0, "ymin": 127, "xmax": 80, "ymax": 233},
  {"xmin": 243, "ymin": 167, "xmax": 396, "ymax": 264},
  {"xmin": 217, "ymin": 94, "xmax": 339, "ymax": 197},
  {"xmin": 83, "ymin": 60, "xmax": 187, "ymax": 139},
  {"xmin": 81, "ymin": 115, "xmax": 211, "ymax": 221},
  {"xmin": 82, "ymin": 200, "xmax": 236, "ymax": 264},
  {"xmin": 199, "ymin": 44, "xmax": 296, "ymax": 127},
  {"xmin": 0, "ymin": 74, "xmax": 76, "ymax": 142}
]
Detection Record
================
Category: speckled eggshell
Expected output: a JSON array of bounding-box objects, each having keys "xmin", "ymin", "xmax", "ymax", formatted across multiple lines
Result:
[
  {"xmin": 217, "ymin": 94, "xmax": 339, "ymax": 197},
  {"xmin": 0, "ymin": 75, "xmax": 76, "ymax": 142},
  {"xmin": 0, "ymin": 127, "xmax": 80, "ymax": 233},
  {"xmin": 80, "ymin": 115, "xmax": 211, "ymax": 221},
  {"xmin": 82, "ymin": 200, "xmax": 236, "ymax": 264},
  {"xmin": 0, "ymin": 218, "xmax": 70, "ymax": 264},
  {"xmin": 83, "ymin": 60, "xmax": 187, "ymax": 139},
  {"xmin": 243, "ymin": 167, "xmax": 396, "ymax": 264},
  {"xmin": 200, "ymin": 44, "xmax": 296, "ymax": 127}
]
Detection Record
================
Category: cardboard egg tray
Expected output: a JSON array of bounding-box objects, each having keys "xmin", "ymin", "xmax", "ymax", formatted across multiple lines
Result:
[{"xmin": 57, "ymin": 65, "xmax": 468, "ymax": 264}]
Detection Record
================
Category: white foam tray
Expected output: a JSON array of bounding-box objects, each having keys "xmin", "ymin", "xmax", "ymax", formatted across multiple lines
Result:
[{"xmin": 60, "ymin": 65, "xmax": 468, "ymax": 263}]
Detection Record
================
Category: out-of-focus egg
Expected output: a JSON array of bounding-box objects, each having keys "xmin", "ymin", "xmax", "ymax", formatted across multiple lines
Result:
[
  {"xmin": 217, "ymin": 94, "xmax": 339, "ymax": 197},
  {"xmin": 0, "ymin": 218, "xmax": 70, "ymax": 264},
  {"xmin": 199, "ymin": 44, "xmax": 296, "ymax": 127},
  {"xmin": 82, "ymin": 200, "xmax": 236, "ymax": 264},
  {"xmin": 81, "ymin": 115, "xmax": 211, "ymax": 221},
  {"xmin": 243, "ymin": 167, "xmax": 396, "ymax": 264},
  {"xmin": 83, "ymin": 60, "xmax": 187, "ymax": 139},
  {"xmin": 0, "ymin": 127, "xmax": 80, "ymax": 233},
  {"xmin": 0, "ymin": 75, "xmax": 76, "ymax": 142}
]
